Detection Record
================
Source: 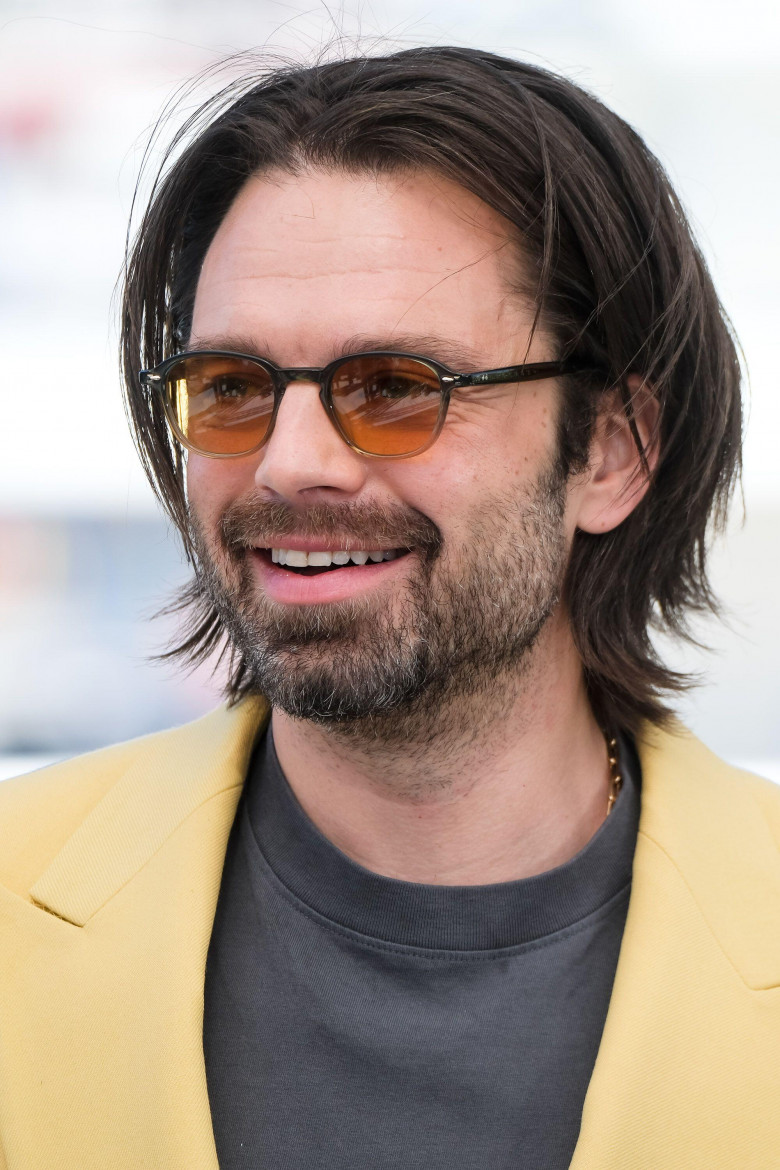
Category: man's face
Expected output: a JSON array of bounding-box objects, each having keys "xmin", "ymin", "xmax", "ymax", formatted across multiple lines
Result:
[{"xmin": 187, "ymin": 168, "xmax": 581, "ymax": 734}]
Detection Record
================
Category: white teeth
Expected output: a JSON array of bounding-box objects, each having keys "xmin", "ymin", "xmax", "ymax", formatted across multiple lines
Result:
[
  {"xmin": 269, "ymin": 547, "xmax": 401, "ymax": 567},
  {"xmin": 284, "ymin": 549, "xmax": 309, "ymax": 568}
]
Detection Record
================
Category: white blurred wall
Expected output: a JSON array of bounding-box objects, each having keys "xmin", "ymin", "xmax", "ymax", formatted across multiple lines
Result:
[{"xmin": 0, "ymin": 0, "xmax": 778, "ymax": 776}]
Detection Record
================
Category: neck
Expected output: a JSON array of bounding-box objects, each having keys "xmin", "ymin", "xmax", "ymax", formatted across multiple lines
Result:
[{"xmin": 270, "ymin": 620, "xmax": 613, "ymax": 885}]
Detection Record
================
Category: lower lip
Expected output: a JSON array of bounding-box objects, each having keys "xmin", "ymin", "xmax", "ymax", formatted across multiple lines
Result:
[{"xmin": 248, "ymin": 550, "xmax": 412, "ymax": 605}]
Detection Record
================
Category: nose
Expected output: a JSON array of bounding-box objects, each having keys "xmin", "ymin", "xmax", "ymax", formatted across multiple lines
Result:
[{"xmin": 254, "ymin": 379, "xmax": 367, "ymax": 500}]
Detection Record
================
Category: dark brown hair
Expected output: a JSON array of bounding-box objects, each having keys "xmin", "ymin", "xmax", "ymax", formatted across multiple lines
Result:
[{"xmin": 121, "ymin": 46, "xmax": 743, "ymax": 733}]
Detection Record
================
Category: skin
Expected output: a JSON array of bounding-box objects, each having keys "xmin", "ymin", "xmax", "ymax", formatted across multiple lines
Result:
[{"xmin": 188, "ymin": 168, "xmax": 657, "ymax": 885}]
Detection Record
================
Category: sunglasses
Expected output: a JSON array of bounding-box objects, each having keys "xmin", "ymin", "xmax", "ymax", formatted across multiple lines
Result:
[{"xmin": 140, "ymin": 349, "xmax": 591, "ymax": 459}]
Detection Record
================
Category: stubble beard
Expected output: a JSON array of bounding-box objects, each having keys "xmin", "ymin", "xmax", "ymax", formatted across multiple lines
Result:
[{"xmin": 190, "ymin": 463, "xmax": 569, "ymax": 752}]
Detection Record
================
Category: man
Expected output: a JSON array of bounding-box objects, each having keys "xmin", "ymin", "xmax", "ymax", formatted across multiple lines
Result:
[{"xmin": 0, "ymin": 46, "xmax": 777, "ymax": 1170}]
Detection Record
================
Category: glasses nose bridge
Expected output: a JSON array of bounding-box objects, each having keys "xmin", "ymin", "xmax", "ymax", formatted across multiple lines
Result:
[
  {"xmin": 274, "ymin": 366, "xmax": 330, "ymax": 413},
  {"xmin": 277, "ymin": 366, "xmax": 326, "ymax": 390}
]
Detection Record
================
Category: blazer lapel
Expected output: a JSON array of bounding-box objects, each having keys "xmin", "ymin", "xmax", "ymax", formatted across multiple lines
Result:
[
  {"xmin": 570, "ymin": 724, "xmax": 780, "ymax": 1168},
  {"xmin": 21, "ymin": 697, "xmax": 269, "ymax": 1169}
]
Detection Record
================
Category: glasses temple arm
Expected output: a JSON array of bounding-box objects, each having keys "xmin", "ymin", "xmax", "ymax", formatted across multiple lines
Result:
[{"xmin": 449, "ymin": 361, "xmax": 584, "ymax": 389}]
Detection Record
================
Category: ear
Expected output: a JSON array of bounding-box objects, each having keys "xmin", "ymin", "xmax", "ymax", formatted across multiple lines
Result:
[{"xmin": 573, "ymin": 375, "xmax": 660, "ymax": 535}]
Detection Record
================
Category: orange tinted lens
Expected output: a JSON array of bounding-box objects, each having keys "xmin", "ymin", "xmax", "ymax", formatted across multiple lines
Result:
[
  {"xmin": 330, "ymin": 356, "xmax": 442, "ymax": 455},
  {"xmin": 165, "ymin": 355, "xmax": 275, "ymax": 454}
]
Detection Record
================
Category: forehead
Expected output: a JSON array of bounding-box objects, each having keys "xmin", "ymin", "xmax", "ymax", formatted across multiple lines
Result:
[{"xmin": 190, "ymin": 168, "xmax": 534, "ymax": 364}]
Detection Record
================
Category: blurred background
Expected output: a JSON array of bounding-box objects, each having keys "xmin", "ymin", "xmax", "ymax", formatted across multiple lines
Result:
[{"xmin": 0, "ymin": 0, "xmax": 778, "ymax": 781}]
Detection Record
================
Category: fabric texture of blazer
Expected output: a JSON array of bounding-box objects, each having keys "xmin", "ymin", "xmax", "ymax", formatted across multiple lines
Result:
[{"xmin": 1, "ymin": 697, "xmax": 779, "ymax": 1168}]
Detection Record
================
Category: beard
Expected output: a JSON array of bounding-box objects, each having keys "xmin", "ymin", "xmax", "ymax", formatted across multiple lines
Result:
[{"xmin": 188, "ymin": 462, "xmax": 568, "ymax": 747}]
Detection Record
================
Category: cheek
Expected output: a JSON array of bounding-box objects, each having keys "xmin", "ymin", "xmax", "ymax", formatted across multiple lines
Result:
[
  {"xmin": 380, "ymin": 448, "xmax": 521, "ymax": 549},
  {"xmin": 495, "ymin": 391, "xmax": 557, "ymax": 477},
  {"xmin": 400, "ymin": 394, "xmax": 557, "ymax": 519},
  {"xmin": 186, "ymin": 454, "xmax": 255, "ymax": 527},
  {"xmin": 446, "ymin": 388, "xmax": 556, "ymax": 470}
]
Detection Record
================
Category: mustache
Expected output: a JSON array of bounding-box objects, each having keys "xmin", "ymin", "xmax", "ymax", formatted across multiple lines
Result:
[{"xmin": 215, "ymin": 496, "xmax": 442, "ymax": 556}]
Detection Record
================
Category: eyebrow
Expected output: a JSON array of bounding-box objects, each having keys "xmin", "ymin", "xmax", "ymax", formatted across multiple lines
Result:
[{"xmin": 185, "ymin": 332, "xmax": 487, "ymax": 373}]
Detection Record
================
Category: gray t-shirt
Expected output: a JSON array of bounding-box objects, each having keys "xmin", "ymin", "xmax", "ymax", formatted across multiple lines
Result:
[{"xmin": 204, "ymin": 729, "xmax": 640, "ymax": 1169}]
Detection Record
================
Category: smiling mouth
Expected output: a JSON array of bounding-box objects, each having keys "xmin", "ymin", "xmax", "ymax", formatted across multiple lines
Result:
[{"xmin": 254, "ymin": 547, "xmax": 412, "ymax": 575}]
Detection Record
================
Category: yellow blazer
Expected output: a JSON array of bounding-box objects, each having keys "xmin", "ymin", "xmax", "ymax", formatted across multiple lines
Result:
[{"xmin": 0, "ymin": 698, "xmax": 778, "ymax": 1168}]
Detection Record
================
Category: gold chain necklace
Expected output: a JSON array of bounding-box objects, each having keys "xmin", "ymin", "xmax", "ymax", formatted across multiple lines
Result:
[{"xmin": 605, "ymin": 734, "xmax": 623, "ymax": 816}]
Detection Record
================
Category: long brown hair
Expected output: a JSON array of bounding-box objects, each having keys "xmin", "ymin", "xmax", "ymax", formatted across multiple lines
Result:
[{"xmin": 121, "ymin": 46, "xmax": 743, "ymax": 734}]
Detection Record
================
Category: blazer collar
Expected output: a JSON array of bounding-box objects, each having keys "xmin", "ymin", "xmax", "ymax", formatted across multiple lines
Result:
[
  {"xmin": 30, "ymin": 697, "xmax": 270, "ymax": 925},
  {"xmin": 30, "ymin": 705, "xmax": 778, "ymax": 985}
]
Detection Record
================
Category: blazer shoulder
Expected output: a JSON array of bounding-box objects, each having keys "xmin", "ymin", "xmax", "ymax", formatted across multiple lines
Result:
[
  {"xmin": 740, "ymin": 762, "xmax": 780, "ymax": 841},
  {"xmin": 637, "ymin": 723, "xmax": 780, "ymax": 988},
  {"xmin": 711, "ymin": 753, "xmax": 780, "ymax": 857},
  {"xmin": 646, "ymin": 722, "xmax": 780, "ymax": 821}
]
